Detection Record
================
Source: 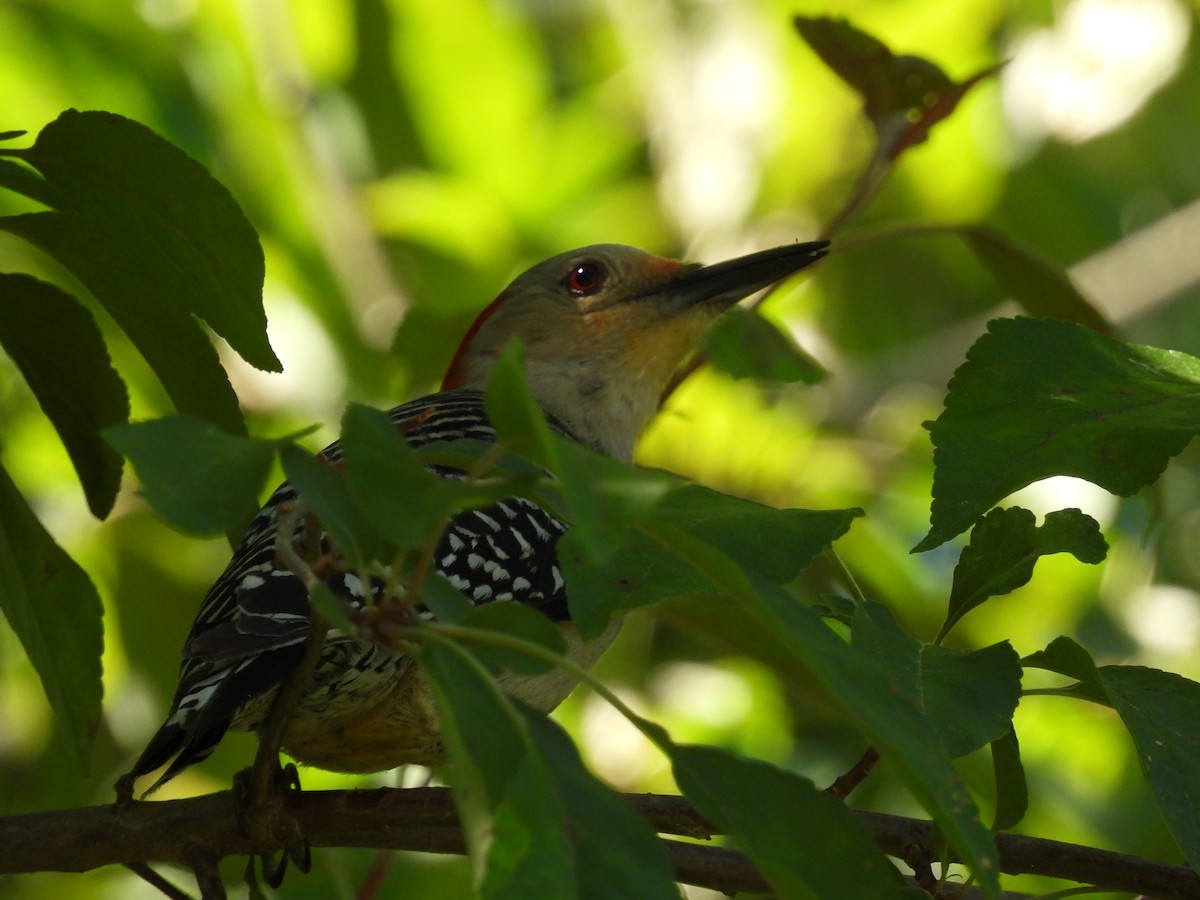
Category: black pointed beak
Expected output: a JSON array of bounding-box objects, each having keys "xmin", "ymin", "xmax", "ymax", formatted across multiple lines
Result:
[{"xmin": 658, "ymin": 240, "xmax": 829, "ymax": 313}]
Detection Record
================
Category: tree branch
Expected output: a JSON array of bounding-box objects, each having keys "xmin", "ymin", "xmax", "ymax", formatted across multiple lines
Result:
[{"xmin": 0, "ymin": 787, "xmax": 1196, "ymax": 898}]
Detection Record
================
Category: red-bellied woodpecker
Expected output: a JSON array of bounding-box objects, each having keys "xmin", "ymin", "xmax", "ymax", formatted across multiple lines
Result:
[{"xmin": 127, "ymin": 240, "xmax": 828, "ymax": 790}]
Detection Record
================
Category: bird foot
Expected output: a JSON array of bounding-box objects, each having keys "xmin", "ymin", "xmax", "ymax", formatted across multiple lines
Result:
[{"xmin": 233, "ymin": 761, "xmax": 311, "ymax": 888}]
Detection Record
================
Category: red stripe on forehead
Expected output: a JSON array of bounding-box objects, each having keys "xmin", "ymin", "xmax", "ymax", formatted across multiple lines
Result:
[{"xmin": 441, "ymin": 290, "xmax": 509, "ymax": 390}]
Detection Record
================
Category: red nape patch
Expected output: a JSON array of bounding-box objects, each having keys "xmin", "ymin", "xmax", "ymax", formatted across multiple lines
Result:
[{"xmin": 441, "ymin": 290, "xmax": 508, "ymax": 390}]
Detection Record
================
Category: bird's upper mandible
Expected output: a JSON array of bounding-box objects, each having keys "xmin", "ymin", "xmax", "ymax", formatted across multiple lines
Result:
[{"xmin": 441, "ymin": 241, "xmax": 828, "ymax": 461}]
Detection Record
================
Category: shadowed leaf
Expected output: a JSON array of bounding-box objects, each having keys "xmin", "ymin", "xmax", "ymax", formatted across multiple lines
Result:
[{"xmin": 0, "ymin": 274, "xmax": 128, "ymax": 517}]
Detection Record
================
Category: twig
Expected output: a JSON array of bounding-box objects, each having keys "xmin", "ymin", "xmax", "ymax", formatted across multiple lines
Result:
[{"xmin": 826, "ymin": 746, "xmax": 880, "ymax": 799}]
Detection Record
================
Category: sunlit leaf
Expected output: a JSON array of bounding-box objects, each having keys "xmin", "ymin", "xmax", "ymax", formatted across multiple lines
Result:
[
  {"xmin": 106, "ymin": 416, "xmax": 277, "ymax": 536},
  {"xmin": 920, "ymin": 318, "xmax": 1200, "ymax": 550},
  {"xmin": 959, "ymin": 226, "xmax": 1114, "ymax": 335},
  {"xmin": 0, "ymin": 273, "xmax": 128, "ymax": 518},
  {"xmin": 939, "ymin": 506, "xmax": 1108, "ymax": 641},
  {"xmin": 0, "ymin": 464, "xmax": 103, "ymax": 771},
  {"xmin": 793, "ymin": 16, "xmax": 998, "ymax": 161},
  {"xmin": 671, "ymin": 743, "xmax": 917, "ymax": 898}
]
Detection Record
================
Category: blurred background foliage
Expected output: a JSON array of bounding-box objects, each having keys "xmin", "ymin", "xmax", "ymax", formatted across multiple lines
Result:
[{"xmin": 1, "ymin": 0, "xmax": 1199, "ymax": 897}]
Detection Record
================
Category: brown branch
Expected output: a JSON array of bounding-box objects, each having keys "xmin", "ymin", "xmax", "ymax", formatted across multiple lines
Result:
[{"xmin": 0, "ymin": 788, "xmax": 1197, "ymax": 898}]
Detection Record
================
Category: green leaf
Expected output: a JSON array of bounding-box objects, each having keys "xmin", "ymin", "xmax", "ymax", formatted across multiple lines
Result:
[
  {"xmin": 340, "ymin": 403, "xmax": 511, "ymax": 549},
  {"xmin": 559, "ymin": 493, "xmax": 860, "ymax": 639},
  {"xmin": 990, "ymin": 728, "xmax": 1028, "ymax": 832},
  {"xmin": 420, "ymin": 573, "xmax": 475, "ymax": 624},
  {"xmin": 422, "ymin": 641, "xmax": 676, "ymax": 899},
  {"xmin": 307, "ymin": 582, "xmax": 356, "ymax": 638},
  {"xmin": 853, "ymin": 603, "xmax": 1022, "ymax": 758},
  {"xmin": 959, "ymin": 226, "xmax": 1114, "ymax": 335},
  {"xmin": 939, "ymin": 507, "xmax": 1108, "ymax": 641},
  {"xmin": 704, "ymin": 307, "xmax": 827, "ymax": 385},
  {"xmin": 552, "ymin": 437, "xmax": 678, "ymax": 564},
  {"xmin": 671, "ymin": 743, "xmax": 917, "ymax": 898},
  {"xmin": 0, "ymin": 110, "xmax": 279, "ymax": 371},
  {"xmin": 569, "ymin": 506, "xmax": 999, "ymax": 890},
  {"xmin": 0, "ymin": 273, "xmax": 129, "ymax": 518},
  {"xmin": 480, "ymin": 751, "xmax": 576, "ymax": 900},
  {"xmin": 1099, "ymin": 666, "xmax": 1200, "ymax": 870},
  {"xmin": 106, "ymin": 416, "xmax": 277, "ymax": 536},
  {"xmin": 484, "ymin": 340, "xmax": 556, "ymax": 468},
  {"xmin": 1021, "ymin": 635, "xmax": 1110, "ymax": 706},
  {"xmin": 461, "ymin": 601, "xmax": 567, "ymax": 676},
  {"xmin": 0, "ymin": 111, "xmax": 280, "ymax": 434},
  {"xmin": 0, "ymin": 464, "xmax": 103, "ymax": 771},
  {"xmin": 793, "ymin": 16, "xmax": 998, "ymax": 161},
  {"xmin": 749, "ymin": 587, "xmax": 1002, "ymax": 895},
  {"xmin": 279, "ymin": 442, "xmax": 387, "ymax": 566},
  {"xmin": 919, "ymin": 317, "xmax": 1200, "ymax": 551},
  {"xmin": 518, "ymin": 710, "xmax": 678, "ymax": 900}
]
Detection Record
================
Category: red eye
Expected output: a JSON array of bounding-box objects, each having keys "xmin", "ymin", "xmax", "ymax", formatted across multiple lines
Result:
[{"xmin": 565, "ymin": 261, "xmax": 605, "ymax": 295}]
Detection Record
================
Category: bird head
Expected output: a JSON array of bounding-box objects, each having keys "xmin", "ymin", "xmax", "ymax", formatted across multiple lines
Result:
[{"xmin": 442, "ymin": 241, "xmax": 828, "ymax": 460}]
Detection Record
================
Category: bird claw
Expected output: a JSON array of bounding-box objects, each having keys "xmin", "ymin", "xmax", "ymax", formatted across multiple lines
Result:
[{"xmin": 234, "ymin": 762, "xmax": 311, "ymax": 888}]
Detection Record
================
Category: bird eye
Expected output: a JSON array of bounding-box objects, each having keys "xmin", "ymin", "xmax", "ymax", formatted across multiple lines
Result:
[{"xmin": 565, "ymin": 261, "xmax": 605, "ymax": 295}]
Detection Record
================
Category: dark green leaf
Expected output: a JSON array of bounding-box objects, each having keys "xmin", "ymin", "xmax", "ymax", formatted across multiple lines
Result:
[
  {"xmin": 0, "ymin": 273, "xmax": 129, "ymax": 517},
  {"xmin": 0, "ymin": 110, "xmax": 279, "ymax": 371},
  {"xmin": 960, "ymin": 226, "xmax": 1114, "ymax": 335},
  {"xmin": 480, "ymin": 751, "xmax": 576, "ymax": 900},
  {"xmin": 939, "ymin": 507, "xmax": 1108, "ymax": 641},
  {"xmin": 1021, "ymin": 636, "xmax": 1111, "ymax": 706},
  {"xmin": 559, "ymin": 494, "xmax": 859, "ymax": 639},
  {"xmin": 0, "ymin": 211, "xmax": 247, "ymax": 434},
  {"xmin": 462, "ymin": 601, "xmax": 567, "ymax": 675},
  {"xmin": 571, "ymin": 516, "xmax": 1000, "ymax": 889},
  {"xmin": 793, "ymin": 17, "xmax": 997, "ymax": 161},
  {"xmin": 853, "ymin": 603, "xmax": 1022, "ymax": 757},
  {"xmin": 485, "ymin": 340, "xmax": 556, "ymax": 468},
  {"xmin": 308, "ymin": 582, "xmax": 355, "ymax": 638},
  {"xmin": 340, "ymin": 403, "xmax": 511, "ymax": 549},
  {"xmin": 1100, "ymin": 666, "xmax": 1200, "ymax": 869},
  {"xmin": 279, "ymin": 443, "xmax": 387, "ymax": 565},
  {"xmin": 423, "ymin": 640, "xmax": 676, "ymax": 899},
  {"xmin": 919, "ymin": 317, "xmax": 1200, "ymax": 550},
  {"xmin": 748, "ymin": 586, "xmax": 1002, "ymax": 894},
  {"xmin": 671, "ymin": 743, "xmax": 916, "ymax": 898},
  {"xmin": 990, "ymin": 728, "xmax": 1028, "ymax": 832},
  {"xmin": 0, "ymin": 464, "xmax": 103, "ymax": 771},
  {"xmin": 423, "ymin": 640, "xmax": 529, "ymax": 809},
  {"xmin": 106, "ymin": 416, "xmax": 276, "ymax": 536},
  {"xmin": 550, "ymin": 437, "xmax": 678, "ymax": 565},
  {"xmin": 420, "ymin": 573, "xmax": 474, "ymax": 624},
  {"xmin": 519, "ymin": 711, "xmax": 678, "ymax": 900},
  {"xmin": 704, "ymin": 307, "xmax": 827, "ymax": 385}
]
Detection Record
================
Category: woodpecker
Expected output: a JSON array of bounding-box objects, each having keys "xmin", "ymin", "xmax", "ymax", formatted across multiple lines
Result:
[{"xmin": 126, "ymin": 240, "xmax": 828, "ymax": 791}]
